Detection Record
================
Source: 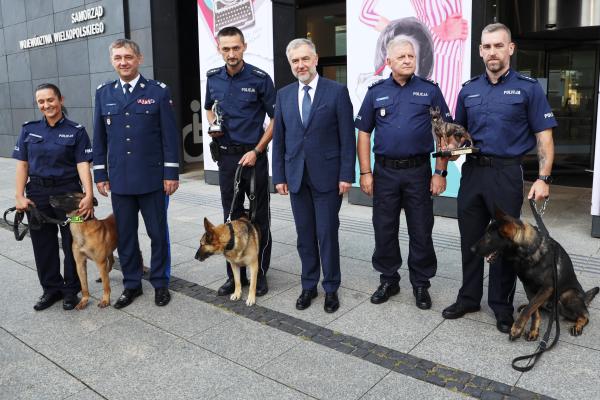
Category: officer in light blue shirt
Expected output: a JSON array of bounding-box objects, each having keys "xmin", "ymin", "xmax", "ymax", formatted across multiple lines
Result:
[
  {"xmin": 356, "ymin": 37, "xmax": 452, "ymax": 310},
  {"xmin": 93, "ymin": 39, "xmax": 180, "ymax": 309},
  {"xmin": 442, "ymin": 23, "xmax": 557, "ymax": 334}
]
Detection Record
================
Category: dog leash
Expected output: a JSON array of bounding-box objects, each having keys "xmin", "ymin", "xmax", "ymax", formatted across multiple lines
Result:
[
  {"xmin": 226, "ymin": 164, "xmax": 257, "ymax": 223},
  {"xmin": 511, "ymin": 198, "xmax": 560, "ymax": 372},
  {"xmin": 3, "ymin": 206, "xmax": 69, "ymax": 241}
]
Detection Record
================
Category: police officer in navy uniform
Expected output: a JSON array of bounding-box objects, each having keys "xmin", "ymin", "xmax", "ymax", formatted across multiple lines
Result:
[
  {"xmin": 355, "ymin": 38, "xmax": 451, "ymax": 310},
  {"xmin": 93, "ymin": 39, "xmax": 180, "ymax": 309},
  {"xmin": 205, "ymin": 26, "xmax": 275, "ymax": 297},
  {"xmin": 13, "ymin": 83, "xmax": 94, "ymax": 311},
  {"xmin": 442, "ymin": 23, "xmax": 557, "ymax": 333}
]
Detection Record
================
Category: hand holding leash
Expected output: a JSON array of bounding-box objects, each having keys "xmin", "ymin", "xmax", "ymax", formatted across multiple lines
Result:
[
  {"xmin": 239, "ymin": 149, "xmax": 258, "ymax": 166},
  {"xmin": 528, "ymin": 179, "xmax": 550, "ymax": 202},
  {"xmin": 96, "ymin": 181, "xmax": 111, "ymax": 197},
  {"xmin": 15, "ymin": 194, "xmax": 35, "ymax": 211}
]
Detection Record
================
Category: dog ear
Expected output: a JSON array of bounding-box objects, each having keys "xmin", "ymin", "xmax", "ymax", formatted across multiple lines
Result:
[
  {"xmin": 494, "ymin": 206, "xmax": 509, "ymax": 222},
  {"xmin": 92, "ymin": 197, "xmax": 98, "ymax": 206},
  {"xmin": 203, "ymin": 217, "xmax": 214, "ymax": 232}
]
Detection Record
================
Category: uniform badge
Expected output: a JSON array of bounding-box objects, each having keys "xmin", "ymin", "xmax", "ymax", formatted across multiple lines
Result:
[
  {"xmin": 107, "ymin": 117, "xmax": 111, "ymax": 125},
  {"xmin": 380, "ymin": 108, "xmax": 386, "ymax": 117}
]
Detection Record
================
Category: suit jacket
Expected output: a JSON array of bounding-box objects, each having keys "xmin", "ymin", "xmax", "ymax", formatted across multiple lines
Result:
[
  {"xmin": 272, "ymin": 77, "xmax": 355, "ymax": 193},
  {"xmin": 92, "ymin": 75, "xmax": 180, "ymax": 195}
]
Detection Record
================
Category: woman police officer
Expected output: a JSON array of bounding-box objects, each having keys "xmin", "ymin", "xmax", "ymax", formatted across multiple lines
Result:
[{"xmin": 12, "ymin": 83, "xmax": 94, "ymax": 311}]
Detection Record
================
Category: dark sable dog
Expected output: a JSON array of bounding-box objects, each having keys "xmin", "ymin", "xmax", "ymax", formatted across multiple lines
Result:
[
  {"xmin": 195, "ymin": 217, "xmax": 260, "ymax": 306},
  {"xmin": 50, "ymin": 193, "xmax": 117, "ymax": 309},
  {"xmin": 429, "ymin": 106, "xmax": 472, "ymax": 149},
  {"xmin": 472, "ymin": 208, "xmax": 599, "ymax": 341}
]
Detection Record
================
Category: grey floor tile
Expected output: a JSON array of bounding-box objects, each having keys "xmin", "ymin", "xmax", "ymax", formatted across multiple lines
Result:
[
  {"xmin": 63, "ymin": 388, "xmax": 106, "ymax": 400},
  {"xmin": 410, "ymin": 318, "xmax": 531, "ymax": 385},
  {"xmin": 190, "ymin": 317, "xmax": 303, "ymax": 370},
  {"xmin": 261, "ymin": 284, "xmax": 369, "ymax": 327},
  {"xmin": 516, "ymin": 341, "xmax": 600, "ymax": 400},
  {"xmin": 170, "ymin": 257, "xmax": 227, "ymax": 287},
  {"xmin": 0, "ymin": 329, "xmax": 85, "ymax": 400},
  {"xmin": 211, "ymin": 374, "xmax": 315, "ymax": 400},
  {"xmin": 258, "ymin": 341, "xmax": 388, "ymax": 400},
  {"xmin": 327, "ymin": 300, "xmax": 444, "ymax": 353},
  {"xmin": 361, "ymin": 371, "xmax": 466, "ymax": 400}
]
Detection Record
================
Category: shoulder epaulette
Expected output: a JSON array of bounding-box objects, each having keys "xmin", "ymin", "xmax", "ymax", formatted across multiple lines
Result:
[
  {"xmin": 418, "ymin": 76, "xmax": 438, "ymax": 86},
  {"xmin": 206, "ymin": 67, "xmax": 220, "ymax": 77},
  {"xmin": 516, "ymin": 73, "xmax": 537, "ymax": 83},
  {"xmin": 251, "ymin": 68, "xmax": 267, "ymax": 78},
  {"xmin": 96, "ymin": 80, "xmax": 114, "ymax": 90},
  {"xmin": 64, "ymin": 119, "xmax": 84, "ymax": 129},
  {"xmin": 151, "ymin": 80, "xmax": 167, "ymax": 89},
  {"xmin": 368, "ymin": 79, "xmax": 385, "ymax": 89},
  {"xmin": 22, "ymin": 120, "xmax": 36, "ymax": 127},
  {"xmin": 462, "ymin": 76, "xmax": 480, "ymax": 86}
]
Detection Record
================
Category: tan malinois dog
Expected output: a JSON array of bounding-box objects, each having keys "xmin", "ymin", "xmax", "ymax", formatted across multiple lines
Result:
[
  {"xmin": 50, "ymin": 193, "xmax": 117, "ymax": 309},
  {"xmin": 195, "ymin": 217, "xmax": 260, "ymax": 306}
]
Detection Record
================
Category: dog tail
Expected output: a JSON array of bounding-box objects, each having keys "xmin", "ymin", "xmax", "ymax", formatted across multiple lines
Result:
[{"xmin": 584, "ymin": 287, "xmax": 600, "ymax": 306}]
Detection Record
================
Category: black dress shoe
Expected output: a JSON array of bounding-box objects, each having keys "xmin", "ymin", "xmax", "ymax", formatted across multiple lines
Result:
[
  {"xmin": 114, "ymin": 287, "xmax": 143, "ymax": 309},
  {"xmin": 217, "ymin": 277, "xmax": 249, "ymax": 296},
  {"xmin": 63, "ymin": 293, "xmax": 80, "ymax": 310},
  {"xmin": 413, "ymin": 287, "xmax": 432, "ymax": 310},
  {"xmin": 33, "ymin": 292, "xmax": 63, "ymax": 311},
  {"xmin": 495, "ymin": 313, "xmax": 514, "ymax": 334},
  {"xmin": 155, "ymin": 287, "xmax": 171, "ymax": 306},
  {"xmin": 296, "ymin": 288, "xmax": 318, "ymax": 310},
  {"xmin": 256, "ymin": 275, "xmax": 268, "ymax": 297},
  {"xmin": 370, "ymin": 282, "xmax": 400, "ymax": 304},
  {"xmin": 324, "ymin": 291, "xmax": 340, "ymax": 313},
  {"xmin": 442, "ymin": 302, "xmax": 481, "ymax": 319}
]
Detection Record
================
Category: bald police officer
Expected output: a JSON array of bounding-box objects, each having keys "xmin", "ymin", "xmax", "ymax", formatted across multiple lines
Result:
[
  {"xmin": 442, "ymin": 23, "xmax": 557, "ymax": 333},
  {"xmin": 356, "ymin": 38, "xmax": 451, "ymax": 310},
  {"xmin": 205, "ymin": 27, "xmax": 275, "ymax": 297},
  {"xmin": 93, "ymin": 39, "xmax": 180, "ymax": 309}
]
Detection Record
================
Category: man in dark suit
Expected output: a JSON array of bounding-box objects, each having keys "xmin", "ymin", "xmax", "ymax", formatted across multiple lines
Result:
[
  {"xmin": 93, "ymin": 39, "xmax": 180, "ymax": 309},
  {"xmin": 272, "ymin": 38, "xmax": 355, "ymax": 313}
]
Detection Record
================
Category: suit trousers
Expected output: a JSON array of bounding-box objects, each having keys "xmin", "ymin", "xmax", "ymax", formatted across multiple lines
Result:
[
  {"xmin": 457, "ymin": 160, "xmax": 523, "ymax": 315},
  {"xmin": 26, "ymin": 180, "xmax": 82, "ymax": 295},
  {"xmin": 111, "ymin": 190, "xmax": 171, "ymax": 289},
  {"xmin": 290, "ymin": 168, "xmax": 342, "ymax": 293},
  {"xmin": 218, "ymin": 153, "xmax": 272, "ymax": 279},
  {"xmin": 372, "ymin": 161, "xmax": 437, "ymax": 288}
]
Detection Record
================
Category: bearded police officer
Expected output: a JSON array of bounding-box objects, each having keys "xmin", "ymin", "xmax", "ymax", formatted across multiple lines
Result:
[
  {"xmin": 93, "ymin": 39, "xmax": 180, "ymax": 309},
  {"xmin": 442, "ymin": 23, "xmax": 557, "ymax": 333},
  {"xmin": 355, "ymin": 38, "xmax": 451, "ymax": 310},
  {"xmin": 205, "ymin": 26, "xmax": 275, "ymax": 297}
]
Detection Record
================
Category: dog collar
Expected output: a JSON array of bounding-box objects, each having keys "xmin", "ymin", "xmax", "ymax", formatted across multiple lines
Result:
[
  {"xmin": 225, "ymin": 223, "xmax": 235, "ymax": 251},
  {"xmin": 69, "ymin": 215, "xmax": 84, "ymax": 223}
]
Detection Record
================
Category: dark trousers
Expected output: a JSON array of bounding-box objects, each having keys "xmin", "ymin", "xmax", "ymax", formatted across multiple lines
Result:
[
  {"xmin": 26, "ymin": 180, "xmax": 82, "ymax": 296},
  {"xmin": 457, "ymin": 160, "xmax": 523, "ymax": 315},
  {"xmin": 111, "ymin": 190, "xmax": 171, "ymax": 289},
  {"xmin": 372, "ymin": 161, "xmax": 437, "ymax": 288},
  {"xmin": 289, "ymin": 168, "xmax": 342, "ymax": 293},
  {"xmin": 218, "ymin": 153, "xmax": 271, "ymax": 279}
]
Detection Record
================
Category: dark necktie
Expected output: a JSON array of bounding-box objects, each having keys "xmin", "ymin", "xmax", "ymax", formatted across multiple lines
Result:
[
  {"xmin": 123, "ymin": 83, "xmax": 132, "ymax": 102},
  {"xmin": 302, "ymin": 85, "xmax": 312, "ymax": 126}
]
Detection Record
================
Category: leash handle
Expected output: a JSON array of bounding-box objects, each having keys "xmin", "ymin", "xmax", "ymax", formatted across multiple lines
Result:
[
  {"xmin": 4, "ymin": 207, "xmax": 29, "ymax": 241},
  {"xmin": 226, "ymin": 164, "xmax": 258, "ymax": 223}
]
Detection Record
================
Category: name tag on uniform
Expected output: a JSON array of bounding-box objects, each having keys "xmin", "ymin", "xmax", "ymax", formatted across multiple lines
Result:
[{"xmin": 137, "ymin": 98, "xmax": 156, "ymax": 105}]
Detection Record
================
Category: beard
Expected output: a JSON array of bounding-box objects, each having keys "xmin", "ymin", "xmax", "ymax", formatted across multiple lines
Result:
[
  {"xmin": 294, "ymin": 66, "xmax": 317, "ymax": 84},
  {"xmin": 485, "ymin": 58, "xmax": 506, "ymax": 73}
]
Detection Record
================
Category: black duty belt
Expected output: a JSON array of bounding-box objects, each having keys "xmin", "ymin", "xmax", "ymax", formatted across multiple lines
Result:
[
  {"xmin": 219, "ymin": 143, "xmax": 260, "ymax": 155},
  {"xmin": 467, "ymin": 154, "xmax": 522, "ymax": 167},
  {"xmin": 28, "ymin": 176, "xmax": 79, "ymax": 187},
  {"xmin": 375, "ymin": 154, "xmax": 428, "ymax": 169}
]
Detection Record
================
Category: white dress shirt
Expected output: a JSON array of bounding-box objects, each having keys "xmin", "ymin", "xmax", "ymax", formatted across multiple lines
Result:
[{"xmin": 297, "ymin": 74, "xmax": 319, "ymax": 124}]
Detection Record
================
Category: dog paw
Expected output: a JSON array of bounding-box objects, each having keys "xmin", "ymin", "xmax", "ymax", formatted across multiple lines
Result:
[
  {"xmin": 230, "ymin": 292, "xmax": 241, "ymax": 301},
  {"xmin": 246, "ymin": 296, "xmax": 256, "ymax": 306},
  {"xmin": 98, "ymin": 300, "xmax": 110, "ymax": 308},
  {"xmin": 509, "ymin": 326, "xmax": 522, "ymax": 341},
  {"xmin": 570, "ymin": 325, "xmax": 583, "ymax": 336},
  {"xmin": 75, "ymin": 300, "xmax": 88, "ymax": 310},
  {"xmin": 525, "ymin": 330, "xmax": 539, "ymax": 341}
]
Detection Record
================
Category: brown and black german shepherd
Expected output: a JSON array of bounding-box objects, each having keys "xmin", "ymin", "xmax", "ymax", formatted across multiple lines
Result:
[
  {"xmin": 472, "ymin": 208, "xmax": 599, "ymax": 341},
  {"xmin": 195, "ymin": 217, "xmax": 260, "ymax": 306},
  {"xmin": 50, "ymin": 193, "xmax": 117, "ymax": 309}
]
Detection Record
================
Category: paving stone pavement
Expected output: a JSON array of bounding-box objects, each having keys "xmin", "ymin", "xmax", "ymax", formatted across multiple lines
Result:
[{"xmin": 1, "ymin": 157, "xmax": 599, "ymax": 400}]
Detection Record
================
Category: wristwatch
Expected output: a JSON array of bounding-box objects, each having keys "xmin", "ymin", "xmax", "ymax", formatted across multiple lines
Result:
[
  {"xmin": 538, "ymin": 175, "xmax": 553, "ymax": 184},
  {"xmin": 434, "ymin": 169, "xmax": 448, "ymax": 177}
]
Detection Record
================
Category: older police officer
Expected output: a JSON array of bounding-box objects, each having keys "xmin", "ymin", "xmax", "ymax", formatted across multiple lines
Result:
[
  {"xmin": 442, "ymin": 23, "xmax": 557, "ymax": 333},
  {"xmin": 93, "ymin": 39, "xmax": 180, "ymax": 309},
  {"xmin": 205, "ymin": 27, "xmax": 275, "ymax": 297},
  {"xmin": 356, "ymin": 38, "xmax": 451, "ymax": 310}
]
